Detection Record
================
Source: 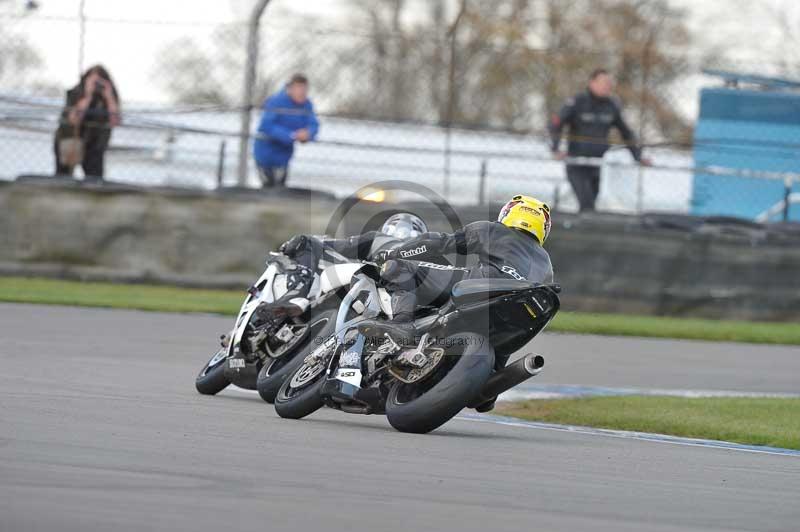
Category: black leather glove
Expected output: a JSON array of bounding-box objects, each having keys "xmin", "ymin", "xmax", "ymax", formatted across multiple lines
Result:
[{"xmin": 278, "ymin": 235, "xmax": 306, "ymax": 257}]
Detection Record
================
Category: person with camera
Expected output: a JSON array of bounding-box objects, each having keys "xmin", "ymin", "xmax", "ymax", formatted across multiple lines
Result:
[{"xmin": 53, "ymin": 65, "xmax": 120, "ymax": 180}]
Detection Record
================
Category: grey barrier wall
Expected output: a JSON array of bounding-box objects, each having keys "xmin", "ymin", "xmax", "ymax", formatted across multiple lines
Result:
[{"xmin": 2, "ymin": 180, "xmax": 798, "ymax": 321}]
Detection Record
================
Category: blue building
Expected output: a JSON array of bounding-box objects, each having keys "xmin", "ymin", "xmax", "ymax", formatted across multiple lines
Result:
[{"xmin": 692, "ymin": 70, "xmax": 800, "ymax": 221}]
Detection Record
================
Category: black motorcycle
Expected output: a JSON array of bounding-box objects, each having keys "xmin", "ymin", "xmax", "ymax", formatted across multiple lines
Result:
[{"xmin": 273, "ymin": 263, "xmax": 560, "ymax": 433}]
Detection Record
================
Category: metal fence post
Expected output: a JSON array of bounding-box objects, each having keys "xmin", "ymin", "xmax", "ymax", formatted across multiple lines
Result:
[
  {"xmin": 443, "ymin": 126, "xmax": 451, "ymax": 199},
  {"xmin": 442, "ymin": 0, "xmax": 467, "ymax": 201},
  {"xmin": 478, "ymin": 159, "xmax": 487, "ymax": 205},
  {"xmin": 77, "ymin": 0, "xmax": 86, "ymax": 76},
  {"xmin": 553, "ymin": 184, "xmax": 560, "ymax": 212},
  {"xmin": 636, "ymin": 164, "xmax": 644, "ymax": 214},
  {"xmin": 236, "ymin": 0, "xmax": 271, "ymax": 188},
  {"xmin": 784, "ymin": 176, "xmax": 792, "ymax": 222},
  {"xmin": 217, "ymin": 140, "xmax": 227, "ymax": 189}
]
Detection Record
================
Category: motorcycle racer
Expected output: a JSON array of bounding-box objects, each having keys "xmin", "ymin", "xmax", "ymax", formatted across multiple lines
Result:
[
  {"xmin": 254, "ymin": 212, "xmax": 428, "ymax": 322},
  {"xmin": 357, "ymin": 195, "xmax": 554, "ymax": 412}
]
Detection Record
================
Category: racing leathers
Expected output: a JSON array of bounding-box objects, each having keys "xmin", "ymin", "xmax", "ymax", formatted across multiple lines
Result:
[
  {"xmin": 362, "ymin": 220, "xmax": 554, "ymax": 339},
  {"xmin": 279, "ymin": 231, "xmax": 408, "ymax": 303},
  {"xmin": 318, "ymin": 231, "xmax": 409, "ymax": 265},
  {"xmin": 254, "ymin": 231, "xmax": 407, "ymax": 325},
  {"xmin": 362, "ymin": 220, "xmax": 554, "ymax": 412}
]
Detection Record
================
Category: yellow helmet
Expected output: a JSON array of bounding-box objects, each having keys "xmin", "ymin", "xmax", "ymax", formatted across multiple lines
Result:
[{"xmin": 498, "ymin": 195, "xmax": 552, "ymax": 244}]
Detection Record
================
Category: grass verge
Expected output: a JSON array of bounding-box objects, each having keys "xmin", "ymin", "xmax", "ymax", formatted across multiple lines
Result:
[
  {"xmin": 496, "ymin": 396, "xmax": 800, "ymax": 450},
  {"xmin": 551, "ymin": 311, "xmax": 800, "ymax": 345},
  {"xmin": 1, "ymin": 276, "xmax": 799, "ymax": 345},
  {"xmin": 0, "ymin": 276, "xmax": 243, "ymax": 315}
]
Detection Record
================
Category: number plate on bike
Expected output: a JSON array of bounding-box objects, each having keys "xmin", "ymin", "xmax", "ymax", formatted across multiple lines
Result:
[{"xmin": 228, "ymin": 358, "xmax": 246, "ymax": 369}]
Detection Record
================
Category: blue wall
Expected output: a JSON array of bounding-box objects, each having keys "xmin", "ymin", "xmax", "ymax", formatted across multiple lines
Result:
[{"xmin": 692, "ymin": 88, "xmax": 800, "ymax": 221}]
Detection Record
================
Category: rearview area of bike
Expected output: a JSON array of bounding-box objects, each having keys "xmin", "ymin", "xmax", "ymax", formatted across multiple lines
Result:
[{"xmin": 274, "ymin": 262, "xmax": 560, "ymax": 433}]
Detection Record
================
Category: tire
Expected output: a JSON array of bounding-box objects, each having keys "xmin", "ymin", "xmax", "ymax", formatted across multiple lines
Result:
[
  {"xmin": 195, "ymin": 348, "xmax": 231, "ymax": 395},
  {"xmin": 386, "ymin": 332, "xmax": 494, "ymax": 434},
  {"xmin": 273, "ymin": 337, "xmax": 336, "ymax": 419},
  {"xmin": 257, "ymin": 309, "xmax": 338, "ymax": 403}
]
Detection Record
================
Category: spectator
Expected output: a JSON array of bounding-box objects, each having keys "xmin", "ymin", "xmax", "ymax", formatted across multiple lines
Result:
[
  {"xmin": 549, "ymin": 68, "xmax": 650, "ymax": 212},
  {"xmin": 53, "ymin": 64, "xmax": 120, "ymax": 180},
  {"xmin": 253, "ymin": 73, "xmax": 319, "ymax": 188}
]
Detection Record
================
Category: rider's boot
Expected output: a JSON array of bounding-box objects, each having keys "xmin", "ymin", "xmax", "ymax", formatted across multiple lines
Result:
[
  {"xmin": 357, "ymin": 319, "xmax": 416, "ymax": 348},
  {"xmin": 356, "ymin": 290, "xmax": 418, "ymax": 350}
]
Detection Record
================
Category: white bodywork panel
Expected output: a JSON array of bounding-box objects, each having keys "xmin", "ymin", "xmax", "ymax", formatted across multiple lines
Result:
[
  {"xmin": 334, "ymin": 367, "xmax": 363, "ymax": 388},
  {"xmin": 320, "ymin": 263, "xmax": 363, "ymax": 293},
  {"xmin": 232, "ymin": 263, "xmax": 281, "ymax": 348},
  {"xmin": 225, "ymin": 256, "xmax": 345, "ymax": 360}
]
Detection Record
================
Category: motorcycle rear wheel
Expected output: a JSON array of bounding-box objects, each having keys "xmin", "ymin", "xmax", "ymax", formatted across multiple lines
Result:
[{"xmin": 386, "ymin": 332, "xmax": 494, "ymax": 434}]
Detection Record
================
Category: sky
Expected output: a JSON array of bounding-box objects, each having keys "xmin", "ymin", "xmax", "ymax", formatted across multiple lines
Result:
[{"xmin": 2, "ymin": 0, "xmax": 798, "ymax": 107}]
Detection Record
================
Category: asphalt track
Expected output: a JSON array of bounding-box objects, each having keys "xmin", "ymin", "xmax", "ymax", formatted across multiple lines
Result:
[{"xmin": 1, "ymin": 303, "xmax": 799, "ymax": 532}]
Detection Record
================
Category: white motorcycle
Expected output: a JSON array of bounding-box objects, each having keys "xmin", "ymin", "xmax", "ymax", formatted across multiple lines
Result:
[{"xmin": 195, "ymin": 251, "xmax": 364, "ymax": 402}]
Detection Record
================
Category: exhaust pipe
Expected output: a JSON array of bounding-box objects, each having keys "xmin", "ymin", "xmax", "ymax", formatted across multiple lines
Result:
[{"xmin": 469, "ymin": 353, "xmax": 544, "ymax": 407}]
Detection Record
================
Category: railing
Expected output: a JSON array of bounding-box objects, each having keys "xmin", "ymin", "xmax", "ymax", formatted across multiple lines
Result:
[{"xmin": 1, "ymin": 98, "xmax": 798, "ymax": 220}]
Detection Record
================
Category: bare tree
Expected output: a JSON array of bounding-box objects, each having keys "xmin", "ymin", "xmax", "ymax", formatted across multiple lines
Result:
[
  {"xmin": 154, "ymin": 19, "xmax": 332, "ymax": 109},
  {"xmin": 764, "ymin": 0, "xmax": 800, "ymax": 77},
  {"xmin": 154, "ymin": 0, "xmax": 692, "ymax": 141},
  {"xmin": 0, "ymin": 1, "xmax": 45, "ymax": 90}
]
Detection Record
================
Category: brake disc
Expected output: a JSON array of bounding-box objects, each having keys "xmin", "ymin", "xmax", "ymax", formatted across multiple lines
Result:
[{"xmin": 289, "ymin": 360, "xmax": 326, "ymax": 388}]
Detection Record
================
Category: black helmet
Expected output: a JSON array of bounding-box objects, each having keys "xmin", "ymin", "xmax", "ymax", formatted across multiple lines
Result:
[{"xmin": 381, "ymin": 213, "xmax": 427, "ymax": 239}]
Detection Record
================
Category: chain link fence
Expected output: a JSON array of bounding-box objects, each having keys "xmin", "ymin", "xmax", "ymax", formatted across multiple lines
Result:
[{"xmin": 1, "ymin": 1, "xmax": 799, "ymax": 220}]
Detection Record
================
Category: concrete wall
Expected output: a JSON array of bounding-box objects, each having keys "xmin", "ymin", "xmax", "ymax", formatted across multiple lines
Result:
[
  {"xmin": 0, "ymin": 181, "xmax": 338, "ymax": 287},
  {"xmin": 2, "ymin": 180, "xmax": 798, "ymax": 321}
]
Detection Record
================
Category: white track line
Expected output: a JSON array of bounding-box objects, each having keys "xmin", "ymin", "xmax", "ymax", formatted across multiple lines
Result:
[
  {"xmin": 224, "ymin": 385, "xmax": 799, "ymax": 457},
  {"xmin": 499, "ymin": 384, "xmax": 800, "ymax": 401},
  {"xmin": 457, "ymin": 413, "xmax": 800, "ymax": 458}
]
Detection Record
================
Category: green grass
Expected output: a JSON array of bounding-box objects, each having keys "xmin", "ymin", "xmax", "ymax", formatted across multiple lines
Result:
[
  {"xmin": 551, "ymin": 311, "xmax": 800, "ymax": 345},
  {"xmin": 1, "ymin": 276, "xmax": 799, "ymax": 345},
  {"xmin": 496, "ymin": 396, "xmax": 800, "ymax": 450},
  {"xmin": 0, "ymin": 276, "xmax": 243, "ymax": 315}
]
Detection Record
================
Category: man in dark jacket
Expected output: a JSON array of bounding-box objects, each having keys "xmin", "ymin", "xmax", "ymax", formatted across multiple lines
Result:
[
  {"xmin": 253, "ymin": 73, "xmax": 319, "ymax": 188},
  {"xmin": 549, "ymin": 69, "xmax": 650, "ymax": 212}
]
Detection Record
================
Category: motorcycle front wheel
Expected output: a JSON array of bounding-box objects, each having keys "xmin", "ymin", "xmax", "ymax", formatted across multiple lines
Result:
[
  {"xmin": 386, "ymin": 332, "xmax": 494, "ymax": 434},
  {"xmin": 195, "ymin": 347, "xmax": 231, "ymax": 395},
  {"xmin": 273, "ymin": 336, "xmax": 337, "ymax": 419},
  {"xmin": 257, "ymin": 309, "xmax": 338, "ymax": 403}
]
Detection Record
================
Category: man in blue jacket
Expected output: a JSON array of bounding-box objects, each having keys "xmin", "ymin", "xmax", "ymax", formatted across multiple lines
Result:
[{"xmin": 253, "ymin": 73, "xmax": 319, "ymax": 187}]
